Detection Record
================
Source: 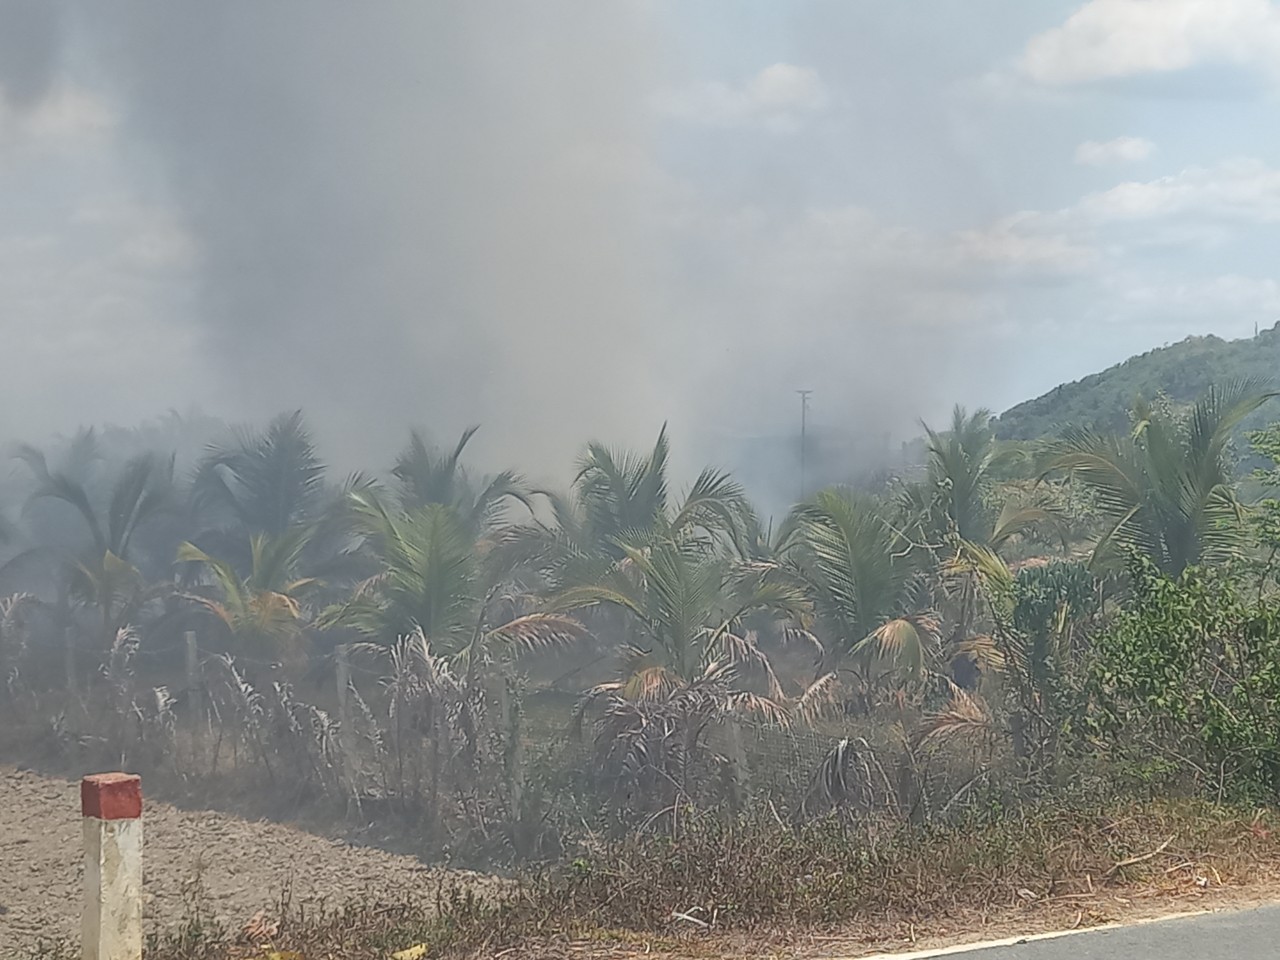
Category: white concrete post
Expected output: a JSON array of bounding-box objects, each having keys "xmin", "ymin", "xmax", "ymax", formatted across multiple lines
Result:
[{"xmin": 81, "ymin": 772, "xmax": 143, "ymax": 960}]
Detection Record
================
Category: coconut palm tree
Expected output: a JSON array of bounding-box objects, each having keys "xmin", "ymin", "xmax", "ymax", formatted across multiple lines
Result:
[
  {"xmin": 324, "ymin": 490, "xmax": 585, "ymax": 665},
  {"xmin": 18, "ymin": 444, "xmax": 174, "ymax": 562},
  {"xmin": 324, "ymin": 489, "xmax": 587, "ymax": 818},
  {"xmin": 1040, "ymin": 380, "xmax": 1276, "ymax": 574},
  {"xmin": 791, "ymin": 489, "xmax": 938, "ymax": 711},
  {"xmin": 900, "ymin": 406, "xmax": 1053, "ymax": 551},
  {"xmin": 552, "ymin": 535, "xmax": 806, "ymax": 808},
  {"xmin": 513, "ymin": 427, "xmax": 754, "ymax": 598},
  {"xmin": 907, "ymin": 406, "xmax": 1006, "ymax": 545},
  {"xmin": 177, "ymin": 529, "xmax": 318, "ymax": 664},
  {"xmin": 573, "ymin": 427, "xmax": 674, "ymax": 556},
  {"xmin": 16, "ymin": 443, "xmax": 175, "ymax": 647},
  {"xmin": 897, "ymin": 408, "xmax": 1063, "ymax": 680},
  {"xmin": 193, "ymin": 410, "xmax": 325, "ymax": 539},
  {"xmin": 555, "ymin": 537, "xmax": 804, "ymax": 710},
  {"xmin": 939, "ymin": 542, "xmax": 1100, "ymax": 758},
  {"xmin": 391, "ymin": 426, "xmax": 533, "ymax": 535},
  {"xmin": 573, "ymin": 425, "xmax": 752, "ymax": 557}
]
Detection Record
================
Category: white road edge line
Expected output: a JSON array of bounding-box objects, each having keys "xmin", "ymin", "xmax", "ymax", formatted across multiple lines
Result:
[{"xmin": 816, "ymin": 908, "xmax": 1216, "ymax": 960}]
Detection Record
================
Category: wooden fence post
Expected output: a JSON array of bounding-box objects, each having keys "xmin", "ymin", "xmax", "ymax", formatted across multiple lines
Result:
[
  {"xmin": 81, "ymin": 772, "xmax": 143, "ymax": 960},
  {"xmin": 64, "ymin": 625, "xmax": 78, "ymax": 699},
  {"xmin": 185, "ymin": 631, "xmax": 202, "ymax": 764},
  {"xmin": 336, "ymin": 644, "xmax": 358, "ymax": 789},
  {"xmin": 185, "ymin": 632, "xmax": 202, "ymax": 724}
]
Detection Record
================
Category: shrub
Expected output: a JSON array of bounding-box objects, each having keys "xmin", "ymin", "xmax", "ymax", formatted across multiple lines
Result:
[{"xmin": 1087, "ymin": 557, "xmax": 1280, "ymax": 799}]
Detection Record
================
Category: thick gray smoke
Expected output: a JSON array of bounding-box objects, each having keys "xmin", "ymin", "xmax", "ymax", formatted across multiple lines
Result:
[
  {"xmin": 0, "ymin": 2, "xmax": 1270, "ymax": 514},
  {"xmin": 8, "ymin": 1, "xmax": 677, "ymax": 476},
  {"xmin": 0, "ymin": 1, "xmax": 1037, "ymax": 506},
  {"xmin": 0, "ymin": 0, "xmax": 60, "ymax": 108}
]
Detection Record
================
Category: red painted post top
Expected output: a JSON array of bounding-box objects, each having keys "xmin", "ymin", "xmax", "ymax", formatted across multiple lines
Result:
[{"xmin": 81, "ymin": 772, "xmax": 142, "ymax": 820}]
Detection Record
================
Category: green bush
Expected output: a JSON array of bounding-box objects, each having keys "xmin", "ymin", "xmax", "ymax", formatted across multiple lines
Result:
[{"xmin": 1087, "ymin": 557, "xmax": 1280, "ymax": 798}]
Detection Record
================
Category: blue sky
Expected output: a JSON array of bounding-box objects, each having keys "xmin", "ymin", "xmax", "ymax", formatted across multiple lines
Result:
[
  {"xmin": 2, "ymin": 1, "xmax": 1280, "ymax": 477},
  {"xmin": 656, "ymin": 1, "xmax": 1280, "ymax": 441}
]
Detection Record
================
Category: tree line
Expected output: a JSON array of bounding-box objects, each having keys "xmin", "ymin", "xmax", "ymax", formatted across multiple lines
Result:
[{"xmin": 3, "ymin": 380, "xmax": 1280, "ymax": 860}]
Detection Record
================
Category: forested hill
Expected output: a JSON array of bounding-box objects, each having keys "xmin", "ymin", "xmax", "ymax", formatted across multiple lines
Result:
[{"xmin": 994, "ymin": 323, "xmax": 1280, "ymax": 441}]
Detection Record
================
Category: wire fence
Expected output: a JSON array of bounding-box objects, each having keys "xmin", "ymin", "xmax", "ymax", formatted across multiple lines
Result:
[{"xmin": 5, "ymin": 629, "xmax": 1001, "ymax": 834}]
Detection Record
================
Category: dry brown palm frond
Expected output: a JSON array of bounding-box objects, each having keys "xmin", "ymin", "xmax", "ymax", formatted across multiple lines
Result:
[
  {"xmin": 860, "ymin": 613, "xmax": 942, "ymax": 680},
  {"xmin": 803, "ymin": 737, "xmax": 865, "ymax": 813},
  {"xmin": 622, "ymin": 665, "xmax": 683, "ymax": 703},
  {"xmin": 484, "ymin": 612, "xmax": 589, "ymax": 656},
  {"xmin": 913, "ymin": 682, "xmax": 995, "ymax": 750},
  {"xmin": 722, "ymin": 690, "xmax": 791, "ymax": 728},
  {"xmin": 700, "ymin": 658, "xmax": 742, "ymax": 691},
  {"xmin": 177, "ymin": 591, "xmax": 234, "ymax": 627},
  {"xmin": 719, "ymin": 630, "xmax": 786, "ymax": 700},
  {"xmin": 346, "ymin": 639, "xmax": 391, "ymax": 662},
  {"xmin": 596, "ymin": 706, "xmax": 667, "ymax": 785},
  {"xmin": 350, "ymin": 570, "xmax": 389, "ymax": 599},
  {"xmin": 736, "ymin": 558, "xmax": 783, "ymax": 577},
  {"xmin": 104, "ymin": 626, "xmax": 140, "ymax": 690},
  {"xmin": 796, "ymin": 671, "xmax": 841, "ymax": 725},
  {"xmin": 0, "ymin": 591, "xmax": 39, "ymax": 629},
  {"xmin": 953, "ymin": 633, "xmax": 1006, "ymax": 672},
  {"xmin": 592, "ymin": 680, "xmax": 728, "ymax": 798},
  {"xmin": 779, "ymin": 625, "xmax": 825, "ymax": 663},
  {"xmin": 571, "ymin": 681, "xmax": 624, "ymax": 739}
]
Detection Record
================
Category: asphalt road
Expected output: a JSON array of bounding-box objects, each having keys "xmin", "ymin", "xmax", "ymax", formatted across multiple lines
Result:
[{"xmin": 894, "ymin": 905, "xmax": 1280, "ymax": 959}]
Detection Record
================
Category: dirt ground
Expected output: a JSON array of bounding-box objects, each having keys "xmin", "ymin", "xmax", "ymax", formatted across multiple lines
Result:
[
  {"xmin": 5, "ymin": 763, "xmax": 1279, "ymax": 960},
  {"xmin": 0, "ymin": 765, "xmax": 494, "ymax": 955}
]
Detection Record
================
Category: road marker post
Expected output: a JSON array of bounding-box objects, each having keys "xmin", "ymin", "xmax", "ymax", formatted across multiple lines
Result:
[{"xmin": 81, "ymin": 772, "xmax": 143, "ymax": 960}]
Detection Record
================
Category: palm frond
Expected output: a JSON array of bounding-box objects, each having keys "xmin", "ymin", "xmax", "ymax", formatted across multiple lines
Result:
[
  {"xmin": 913, "ymin": 683, "xmax": 994, "ymax": 750},
  {"xmin": 722, "ymin": 690, "xmax": 791, "ymax": 728},
  {"xmin": 483, "ymin": 612, "xmax": 588, "ymax": 657},
  {"xmin": 796, "ymin": 671, "xmax": 840, "ymax": 725},
  {"xmin": 620, "ymin": 665, "xmax": 683, "ymax": 703},
  {"xmin": 855, "ymin": 614, "xmax": 941, "ymax": 681}
]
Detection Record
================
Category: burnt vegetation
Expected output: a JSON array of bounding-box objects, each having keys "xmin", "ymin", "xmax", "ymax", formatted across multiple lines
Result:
[{"xmin": 11, "ymin": 383, "xmax": 1280, "ymax": 954}]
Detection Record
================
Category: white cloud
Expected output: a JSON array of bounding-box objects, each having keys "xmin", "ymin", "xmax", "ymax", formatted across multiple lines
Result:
[
  {"xmin": 654, "ymin": 63, "xmax": 828, "ymax": 132},
  {"xmin": 952, "ymin": 158, "xmax": 1280, "ymax": 252},
  {"xmin": 1074, "ymin": 136, "xmax": 1155, "ymax": 166},
  {"xmin": 747, "ymin": 63, "xmax": 828, "ymax": 113},
  {"xmin": 1079, "ymin": 158, "xmax": 1280, "ymax": 222},
  {"xmin": 1112, "ymin": 272, "xmax": 1280, "ymax": 325},
  {"xmin": 1019, "ymin": 0, "xmax": 1280, "ymax": 86},
  {"xmin": 954, "ymin": 213, "xmax": 1097, "ymax": 275},
  {"xmin": 853, "ymin": 159, "xmax": 1280, "ymax": 313}
]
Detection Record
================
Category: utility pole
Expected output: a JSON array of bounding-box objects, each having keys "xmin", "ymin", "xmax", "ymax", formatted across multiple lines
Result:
[{"xmin": 797, "ymin": 389, "xmax": 812, "ymax": 500}]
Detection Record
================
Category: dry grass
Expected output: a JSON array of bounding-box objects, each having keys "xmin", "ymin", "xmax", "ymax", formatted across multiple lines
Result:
[{"xmin": 23, "ymin": 796, "xmax": 1272, "ymax": 960}]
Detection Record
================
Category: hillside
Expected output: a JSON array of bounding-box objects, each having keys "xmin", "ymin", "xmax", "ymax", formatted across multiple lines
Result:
[{"xmin": 995, "ymin": 323, "xmax": 1280, "ymax": 441}]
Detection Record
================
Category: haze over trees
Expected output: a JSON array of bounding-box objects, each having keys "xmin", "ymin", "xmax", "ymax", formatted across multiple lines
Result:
[{"xmin": 4, "ymin": 377, "xmax": 1280, "ymax": 872}]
